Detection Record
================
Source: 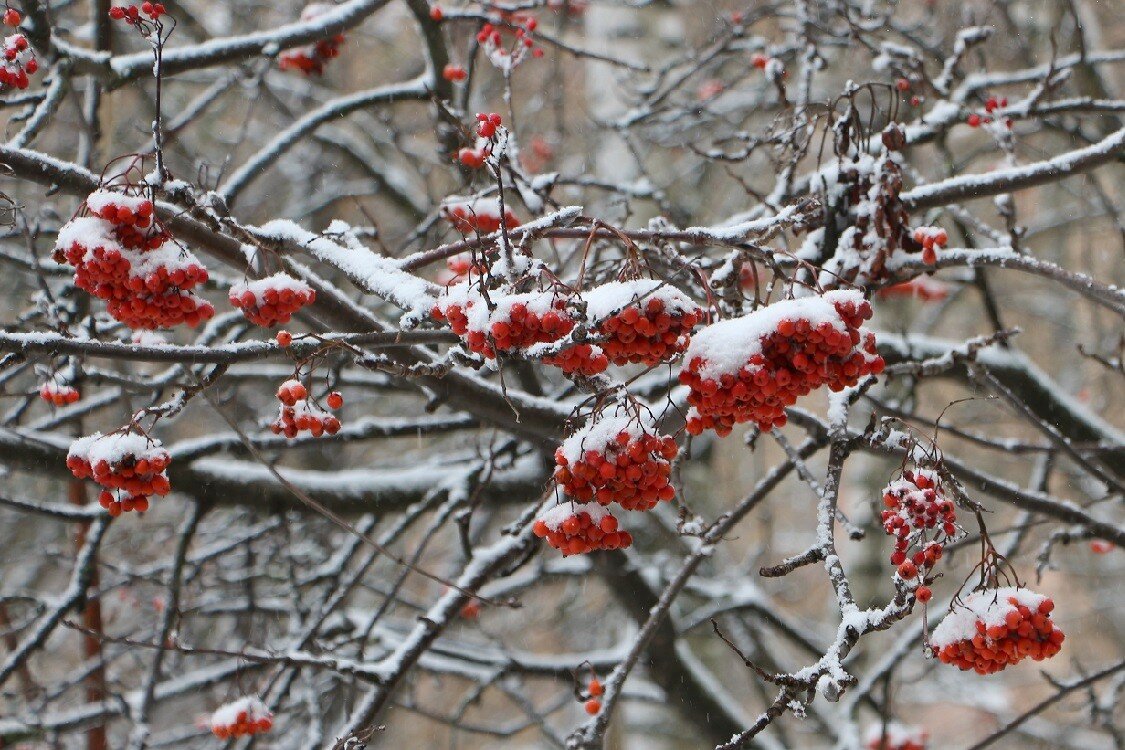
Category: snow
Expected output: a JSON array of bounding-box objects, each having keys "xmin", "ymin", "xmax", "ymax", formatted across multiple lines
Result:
[
  {"xmin": 685, "ymin": 203, "xmax": 800, "ymax": 241},
  {"xmin": 209, "ymin": 696, "xmax": 271, "ymax": 729},
  {"xmin": 255, "ymin": 219, "xmax": 436, "ymax": 320},
  {"xmin": 55, "ymin": 216, "xmax": 205, "ymax": 280},
  {"xmin": 930, "ymin": 587, "xmax": 1048, "ymax": 648},
  {"xmin": 439, "ymin": 283, "xmax": 566, "ymax": 332},
  {"xmin": 684, "ymin": 289, "xmax": 865, "ymax": 379},
  {"xmin": 229, "ymin": 272, "xmax": 313, "ymax": 298},
  {"xmin": 85, "ymin": 190, "xmax": 151, "ymax": 215},
  {"xmin": 68, "ymin": 431, "xmax": 167, "ymax": 466},
  {"xmin": 558, "ymin": 409, "xmax": 657, "ymax": 465},
  {"xmin": 581, "ymin": 279, "xmax": 698, "ymax": 321},
  {"xmin": 537, "ymin": 501, "xmax": 611, "ymax": 532}
]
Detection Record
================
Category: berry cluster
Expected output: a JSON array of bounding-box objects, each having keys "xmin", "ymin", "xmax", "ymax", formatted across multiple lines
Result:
[
  {"xmin": 456, "ymin": 112, "xmax": 504, "ymax": 168},
  {"xmin": 271, "ymin": 379, "xmax": 342, "ymax": 438},
  {"xmin": 966, "ymin": 96, "xmax": 1010, "ymax": 128},
  {"xmin": 864, "ymin": 723, "xmax": 927, "ymax": 750},
  {"xmin": 476, "ymin": 111, "xmax": 503, "ymax": 138},
  {"xmin": 880, "ymin": 469, "xmax": 960, "ymax": 601},
  {"xmin": 931, "ymin": 587, "xmax": 1064, "ymax": 674},
  {"xmin": 432, "ymin": 286, "xmax": 572, "ymax": 358},
  {"xmin": 39, "ymin": 382, "xmax": 80, "ymax": 406},
  {"xmin": 67, "ymin": 431, "xmax": 171, "ymax": 516},
  {"xmin": 442, "ymin": 63, "xmax": 467, "ymax": 82},
  {"xmin": 229, "ymin": 273, "xmax": 316, "ymax": 327},
  {"xmin": 55, "ymin": 191, "xmax": 214, "ymax": 329},
  {"xmin": 210, "ymin": 697, "xmax": 274, "ymax": 740},
  {"xmin": 108, "ymin": 2, "xmax": 166, "ymax": 23},
  {"xmin": 440, "ymin": 196, "xmax": 520, "ymax": 235},
  {"xmin": 681, "ymin": 291, "xmax": 884, "ymax": 436},
  {"xmin": 582, "ymin": 676, "xmax": 603, "ymax": 715},
  {"xmin": 540, "ymin": 341, "xmax": 608, "ymax": 376},
  {"xmin": 1, "ymin": 30, "xmax": 37, "ymax": 90},
  {"xmin": 533, "ymin": 502, "xmax": 632, "ymax": 556},
  {"xmin": 554, "ymin": 412, "xmax": 677, "ymax": 511},
  {"xmin": 279, "ymin": 4, "xmax": 345, "ymax": 75},
  {"xmin": 436, "ymin": 252, "xmax": 487, "ymax": 286},
  {"xmin": 584, "ymin": 280, "xmax": 704, "ymax": 366},
  {"xmin": 478, "ymin": 12, "xmax": 543, "ymax": 70},
  {"xmin": 911, "ymin": 226, "xmax": 948, "ymax": 265}
]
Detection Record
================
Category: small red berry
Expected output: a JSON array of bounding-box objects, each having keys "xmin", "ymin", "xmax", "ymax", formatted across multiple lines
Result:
[
  {"xmin": 276, "ymin": 330, "xmax": 293, "ymax": 347},
  {"xmin": 895, "ymin": 77, "xmax": 910, "ymax": 92},
  {"xmin": 3, "ymin": 8, "xmax": 20, "ymax": 26},
  {"xmin": 915, "ymin": 586, "xmax": 932, "ymax": 603},
  {"xmin": 429, "ymin": 5, "xmax": 443, "ymax": 21},
  {"xmin": 326, "ymin": 392, "xmax": 344, "ymax": 409},
  {"xmin": 584, "ymin": 699, "xmax": 601, "ymax": 715},
  {"xmin": 967, "ymin": 113, "xmax": 982, "ymax": 127},
  {"xmin": 588, "ymin": 679, "xmax": 603, "ymax": 696}
]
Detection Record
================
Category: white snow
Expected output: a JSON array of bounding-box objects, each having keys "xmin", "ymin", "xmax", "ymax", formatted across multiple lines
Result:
[
  {"xmin": 209, "ymin": 696, "xmax": 271, "ymax": 730},
  {"xmin": 930, "ymin": 587, "xmax": 1048, "ymax": 648},
  {"xmin": 581, "ymin": 279, "xmax": 698, "ymax": 321},
  {"xmin": 229, "ymin": 272, "xmax": 314, "ymax": 298},
  {"xmin": 684, "ymin": 290, "xmax": 865, "ymax": 379},
  {"xmin": 537, "ymin": 501, "xmax": 611, "ymax": 532},
  {"xmin": 68, "ymin": 431, "xmax": 168, "ymax": 466},
  {"xmin": 558, "ymin": 409, "xmax": 658, "ymax": 465}
]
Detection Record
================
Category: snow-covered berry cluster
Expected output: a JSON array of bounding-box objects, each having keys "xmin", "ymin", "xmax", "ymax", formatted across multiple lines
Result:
[
  {"xmin": 864, "ymin": 723, "xmax": 927, "ymax": 750},
  {"xmin": 584, "ymin": 280, "xmax": 704, "ymax": 366},
  {"xmin": 1, "ymin": 30, "xmax": 37, "ymax": 90},
  {"xmin": 911, "ymin": 227, "xmax": 948, "ymax": 265},
  {"xmin": 478, "ymin": 12, "xmax": 543, "ymax": 70},
  {"xmin": 432, "ymin": 285, "xmax": 568, "ymax": 357},
  {"xmin": 278, "ymin": 4, "xmax": 345, "ymax": 75},
  {"xmin": 681, "ymin": 290, "xmax": 884, "ymax": 435},
  {"xmin": 441, "ymin": 196, "xmax": 520, "ymax": 235},
  {"xmin": 532, "ymin": 502, "xmax": 632, "ymax": 555},
  {"xmin": 55, "ymin": 191, "xmax": 214, "ymax": 329},
  {"xmin": 880, "ymin": 469, "xmax": 960, "ymax": 600},
  {"xmin": 67, "ymin": 431, "xmax": 171, "ymax": 516},
  {"xmin": 271, "ymin": 379, "xmax": 342, "ymax": 438},
  {"xmin": 554, "ymin": 412, "xmax": 677, "ymax": 511},
  {"xmin": 930, "ymin": 587, "xmax": 1064, "ymax": 674},
  {"xmin": 229, "ymin": 273, "xmax": 316, "ymax": 328},
  {"xmin": 209, "ymin": 697, "xmax": 273, "ymax": 740},
  {"xmin": 39, "ymin": 382, "xmax": 80, "ymax": 406},
  {"xmin": 108, "ymin": 2, "xmax": 166, "ymax": 23}
]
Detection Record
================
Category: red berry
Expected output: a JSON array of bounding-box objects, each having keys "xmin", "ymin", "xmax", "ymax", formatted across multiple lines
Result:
[
  {"xmin": 915, "ymin": 586, "xmax": 932, "ymax": 603},
  {"xmin": 584, "ymin": 699, "xmax": 601, "ymax": 715},
  {"xmin": 326, "ymin": 392, "xmax": 344, "ymax": 409},
  {"xmin": 967, "ymin": 113, "xmax": 982, "ymax": 127},
  {"xmin": 588, "ymin": 678, "xmax": 603, "ymax": 696},
  {"xmin": 3, "ymin": 8, "xmax": 20, "ymax": 26}
]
